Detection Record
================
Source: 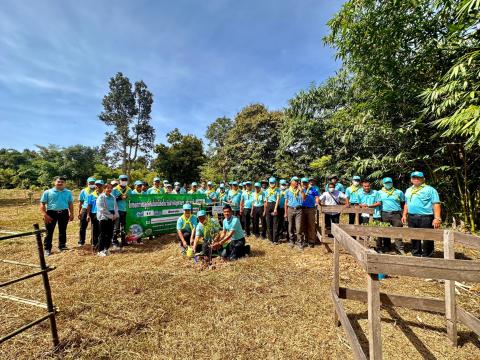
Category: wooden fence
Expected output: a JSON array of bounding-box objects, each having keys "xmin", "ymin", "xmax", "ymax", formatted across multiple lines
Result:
[
  {"xmin": 331, "ymin": 223, "xmax": 480, "ymax": 360},
  {"xmin": 0, "ymin": 224, "xmax": 59, "ymax": 347}
]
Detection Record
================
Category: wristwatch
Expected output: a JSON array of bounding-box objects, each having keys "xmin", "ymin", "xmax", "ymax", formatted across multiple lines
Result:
[{"xmin": 434, "ymin": 218, "xmax": 442, "ymax": 222}]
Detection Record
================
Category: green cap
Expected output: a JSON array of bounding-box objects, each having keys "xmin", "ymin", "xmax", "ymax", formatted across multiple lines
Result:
[
  {"xmin": 352, "ymin": 175, "xmax": 361, "ymax": 181},
  {"xmin": 134, "ymin": 180, "xmax": 143, "ymax": 186},
  {"xmin": 301, "ymin": 177, "xmax": 309, "ymax": 183},
  {"xmin": 231, "ymin": 181, "xmax": 238, "ymax": 186},
  {"xmin": 119, "ymin": 175, "xmax": 128, "ymax": 180},
  {"xmin": 268, "ymin": 177, "xmax": 276, "ymax": 183},
  {"xmin": 279, "ymin": 179, "xmax": 287, "ymax": 185},
  {"xmin": 245, "ymin": 181, "xmax": 252, "ymax": 185},
  {"xmin": 254, "ymin": 182, "xmax": 261, "ymax": 187},
  {"xmin": 153, "ymin": 177, "xmax": 161, "ymax": 182},
  {"xmin": 411, "ymin": 171, "xmax": 424, "ymax": 178},
  {"xmin": 207, "ymin": 181, "xmax": 213, "ymax": 185},
  {"xmin": 382, "ymin": 177, "xmax": 393, "ymax": 183},
  {"xmin": 197, "ymin": 210, "xmax": 206, "ymax": 217},
  {"xmin": 87, "ymin": 177, "xmax": 96, "ymax": 183},
  {"xmin": 192, "ymin": 182, "xmax": 198, "ymax": 186},
  {"xmin": 183, "ymin": 203, "xmax": 192, "ymax": 211},
  {"xmin": 95, "ymin": 179, "xmax": 104, "ymax": 185},
  {"xmin": 290, "ymin": 176, "xmax": 299, "ymax": 182}
]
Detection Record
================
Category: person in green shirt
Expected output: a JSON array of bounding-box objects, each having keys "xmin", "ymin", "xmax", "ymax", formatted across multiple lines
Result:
[
  {"xmin": 147, "ymin": 178, "xmax": 165, "ymax": 194},
  {"xmin": 251, "ymin": 182, "xmax": 267, "ymax": 239},
  {"xmin": 188, "ymin": 182, "xmax": 199, "ymax": 194},
  {"xmin": 265, "ymin": 177, "xmax": 281, "ymax": 244},
  {"xmin": 240, "ymin": 181, "xmax": 254, "ymax": 236},
  {"xmin": 212, "ymin": 205, "xmax": 250, "ymax": 260}
]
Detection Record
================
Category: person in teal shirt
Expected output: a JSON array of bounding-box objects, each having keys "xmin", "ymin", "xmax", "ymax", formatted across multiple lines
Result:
[
  {"xmin": 188, "ymin": 182, "xmax": 199, "ymax": 194},
  {"xmin": 86, "ymin": 179, "xmax": 104, "ymax": 249},
  {"xmin": 78, "ymin": 176, "xmax": 96, "ymax": 246},
  {"xmin": 227, "ymin": 181, "xmax": 242, "ymax": 216},
  {"xmin": 378, "ymin": 177, "xmax": 406, "ymax": 254},
  {"xmin": 251, "ymin": 182, "xmax": 267, "ymax": 238},
  {"xmin": 240, "ymin": 181, "xmax": 254, "ymax": 236},
  {"xmin": 358, "ymin": 180, "xmax": 381, "ymax": 224},
  {"xmin": 345, "ymin": 175, "xmax": 362, "ymax": 224},
  {"xmin": 132, "ymin": 180, "xmax": 144, "ymax": 194},
  {"xmin": 278, "ymin": 179, "xmax": 288, "ymax": 242},
  {"xmin": 212, "ymin": 204, "xmax": 249, "ymax": 260},
  {"xmin": 176, "ymin": 203, "xmax": 198, "ymax": 254},
  {"xmin": 204, "ymin": 181, "xmax": 218, "ymax": 206},
  {"xmin": 265, "ymin": 177, "xmax": 281, "ymax": 244},
  {"xmin": 402, "ymin": 171, "xmax": 441, "ymax": 257},
  {"xmin": 284, "ymin": 176, "xmax": 303, "ymax": 248},
  {"xmin": 325, "ymin": 174, "xmax": 346, "ymax": 193},
  {"xmin": 147, "ymin": 178, "xmax": 165, "ymax": 194},
  {"xmin": 192, "ymin": 210, "xmax": 221, "ymax": 258},
  {"xmin": 39, "ymin": 176, "xmax": 74, "ymax": 255},
  {"xmin": 112, "ymin": 174, "xmax": 133, "ymax": 247}
]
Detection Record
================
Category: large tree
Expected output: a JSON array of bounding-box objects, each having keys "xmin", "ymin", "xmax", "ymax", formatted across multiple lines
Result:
[{"xmin": 99, "ymin": 72, "xmax": 155, "ymax": 175}]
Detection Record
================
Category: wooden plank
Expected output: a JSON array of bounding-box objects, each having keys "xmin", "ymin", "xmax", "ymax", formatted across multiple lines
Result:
[
  {"xmin": 339, "ymin": 224, "xmax": 444, "ymax": 241},
  {"xmin": 332, "ymin": 223, "xmax": 371, "ymax": 269},
  {"xmin": 444, "ymin": 230, "xmax": 457, "ymax": 346},
  {"xmin": 368, "ymin": 273, "xmax": 382, "ymax": 360},
  {"xmin": 366, "ymin": 253, "xmax": 480, "ymax": 282},
  {"xmin": 331, "ymin": 288, "xmax": 368, "ymax": 360},
  {"xmin": 457, "ymin": 306, "xmax": 480, "ymax": 337},
  {"xmin": 0, "ymin": 293, "xmax": 49, "ymax": 309},
  {"xmin": 339, "ymin": 287, "xmax": 445, "ymax": 313},
  {"xmin": 319, "ymin": 205, "xmax": 373, "ymax": 214},
  {"xmin": 454, "ymin": 231, "xmax": 480, "ymax": 250},
  {"xmin": 333, "ymin": 238, "xmax": 340, "ymax": 326}
]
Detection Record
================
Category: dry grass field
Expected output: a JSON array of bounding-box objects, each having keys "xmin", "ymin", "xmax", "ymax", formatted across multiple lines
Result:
[{"xmin": 1, "ymin": 189, "xmax": 479, "ymax": 359}]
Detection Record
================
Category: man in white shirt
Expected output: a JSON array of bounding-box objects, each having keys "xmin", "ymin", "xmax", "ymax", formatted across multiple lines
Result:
[{"xmin": 319, "ymin": 182, "xmax": 349, "ymax": 231}]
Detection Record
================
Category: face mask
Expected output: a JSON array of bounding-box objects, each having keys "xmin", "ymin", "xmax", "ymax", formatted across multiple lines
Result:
[
  {"xmin": 352, "ymin": 180, "xmax": 360, "ymax": 186},
  {"xmin": 328, "ymin": 188, "xmax": 335, "ymax": 193},
  {"xmin": 120, "ymin": 181, "xmax": 128, "ymax": 186},
  {"xmin": 89, "ymin": 184, "xmax": 95, "ymax": 189},
  {"xmin": 280, "ymin": 185, "xmax": 287, "ymax": 190},
  {"xmin": 384, "ymin": 183, "xmax": 393, "ymax": 190},
  {"xmin": 175, "ymin": 186, "xmax": 180, "ymax": 191}
]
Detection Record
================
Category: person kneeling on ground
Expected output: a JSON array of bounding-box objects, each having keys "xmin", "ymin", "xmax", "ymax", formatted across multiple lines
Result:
[
  {"xmin": 212, "ymin": 204, "xmax": 250, "ymax": 260},
  {"xmin": 193, "ymin": 210, "xmax": 221, "ymax": 262},
  {"xmin": 176, "ymin": 203, "xmax": 198, "ymax": 255}
]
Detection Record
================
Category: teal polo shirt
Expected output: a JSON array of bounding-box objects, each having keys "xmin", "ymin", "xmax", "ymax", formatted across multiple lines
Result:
[
  {"xmin": 252, "ymin": 191, "xmax": 266, "ymax": 207},
  {"xmin": 195, "ymin": 219, "xmax": 220, "ymax": 241},
  {"xmin": 227, "ymin": 190, "xmax": 242, "ymax": 211},
  {"xmin": 176, "ymin": 215, "xmax": 198, "ymax": 232},
  {"xmin": 217, "ymin": 191, "xmax": 228, "ymax": 205},
  {"xmin": 278, "ymin": 190, "xmax": 286, "ymax": 209},
  {"xmin": 146, "ymin": 187, "xmax": 164, "ymax": 194},
  {"xmin": 241, "ymin": 191, "xmax": 254, "ymax": 209},
  {"xmin": 265, "ymin": 187, "xmax": 280, "ymax": 203},
  {"xmin": 345, "ymin": 185, "xmax": 361, "ymax": 204},
  {"xmin": 405, "ymin": 185, "xmax": 440, "ymax": 215},
  {"xmin": 223, "ymin": 216, "xmax": 244, "ymax": 241},
  {"xmin": 40, "ymin": 188, "xmax": 73, "ymax": 211},
  {"xmin": 112, "ymin": 186, "xmax": 133, "ymax": 212},
  {"xmin": 86, "ymin": 192, "xmax": 100, "ymax": 214},
  {"xmin": 204, "ymin": 189, "xmax": 217, "ymax": 204},
  {"xmin": 78, "ymin": 188, "xmax": 95, "ymax": 209},
  {"xmin": 358, "ymin": 189, "xmax": 381, "ymax": 218},
  {"xmin": 379, "ymin": 188, "xmax": 405, "ymax": 212},
  {"xmin": 285, "ymin": 188, "xmax": 302, "ymax": 208}
]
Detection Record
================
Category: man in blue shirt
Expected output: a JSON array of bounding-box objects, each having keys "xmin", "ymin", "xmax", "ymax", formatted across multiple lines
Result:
[
  {"xmin": 227, "ymin": 181, "xmax": 242, "ymax": 217},
  {"xmin": 278, "ymin": 179, "xmax": 288, "ymax": 242},
  {"xmin": 112, "ymin": 175, "xmax": 133, "ymax": 247},
  {"xmin": 147, "ymin": 178, "xmax": 164, "ymax": 194},
  {"xmin": 77, "ymin": 177, "xmax": 96, "ymax": 246},
  {"xmin": 240, "ymin": 181, "xmax": 254, "ymax": 236},
  {"xmin": 358, "ymin": 180, "xmax": 381, "ymax": 225},
  {"xmin": 345, "ymin": 175, "xmax": 362, "ymax": 224},
  {"xmin": 213, "ymin": 204, "xmax": 250, "ymax": 260},
  {"xmin": 40, "ymin": 176, "xmax": 74, "ymax": 256},
  {"xmin": 284, "ymin": 176, "xmax": 304, "ymax": 248},
  {"xmin": 86, "ymin": 179, "xmax": 104, "ymax": 249},
  {"xmin": 402, "ymin": 171, "xmax": 441, "ymax": 257},
  {"xmin": 378, "ymin": 177, "xmax": 406, "ymax": 254},
  {"xmin": 265, "ymin": 177, "xmax": 282, "ymax": 244},
  {"xmin": 300, "ymin": 177, "xmax": 319, "ymax": 248}
]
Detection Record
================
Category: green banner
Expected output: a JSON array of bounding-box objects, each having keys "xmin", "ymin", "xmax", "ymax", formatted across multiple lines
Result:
[{"xmin": 125, "ymin": 193, "xmax": 207, "ymax": 242}]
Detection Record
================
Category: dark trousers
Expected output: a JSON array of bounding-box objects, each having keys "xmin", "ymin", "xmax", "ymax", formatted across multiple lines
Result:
[
  {"xmin": 99, "ymin": 219, "xmax": 114, "ymax": 252},
  {"xmin": 90, "ymin": 213, "xmax": 100, "ymax": 249},
  {"xmin": 282, "ymin": 215, "xmax": 289, "ymax": 242},
  {"xmin": 242, "ymin": 209, "xmax": 252, "ymax": 236},
  {"xmin": 302, "ymin": 207, "xmax": 316, "ymax": 245},
  {"xmin": 44, "ymin": 210, "xmax": 69, "ymax": 251},
  {"xmin": 178, "ymin": 230, "xmax": 192, "ymax": 249},
  {"xmin": 348, "ymin": 204, "xmax": 359, "ymax": 224},
  {"xmin": 325, "ymin": 213, "xmax": 340, "ymax": 230},
  {"xmin": 379, "ymin": 211, "xmax": 404, "ymax": 251},
  {"xmin": 408, "ymin": 214, "xmax": 434, "ymax": 257},
  {"xmin": 287, "ymin": 207, "xmax": 303, "ymax": 244},
  {"xmin": 252, "ymin": 206, "xmax": 266, "ymax": 238},
  {"xmin": 276, "ymin": 207, "xmax": 285, "ymax": 242},
  {"xmin": 266, "ymin": 202, "xmax": 281, "ymax": 243},
  {"xmin": 221, "ymin": 238, "xmax": 246, "ymax": 260},
  {"xmin": 78, "ymin": 208, "xmax": 89, "ymax": 244},
  {"xmin": 113, "ymin": 210, "xmax": 127, "ymax": 245}
]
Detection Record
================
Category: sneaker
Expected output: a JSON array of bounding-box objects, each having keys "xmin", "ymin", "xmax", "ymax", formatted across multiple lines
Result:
[
  {"xmin": 398, "ymin": 249, "xmax": 406, "ymax": 255},
  {"xmin": 45, "ymin": 249, "xmax": 52, "ymax": 256},
  {"xmin": 59, "ymin": 246, "xmax": 69, "ymax": 252},
  {"xmin": 77, "ymin": 241, "xmax": 85, "ymax": 246},
  {"xmin": 273, "ymin": 242, "xmax": 279, "ymax": 246}
]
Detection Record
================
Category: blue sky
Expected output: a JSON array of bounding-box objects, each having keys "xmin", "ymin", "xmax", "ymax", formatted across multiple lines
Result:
[{"xmin": 0, "ymin": 0, "xmax": 343, "ymax": 150}]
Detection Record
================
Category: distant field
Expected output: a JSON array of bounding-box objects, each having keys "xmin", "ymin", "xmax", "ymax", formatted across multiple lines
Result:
[{"xmin": 0, "ymin": 189, "xmax": 479, "ymax": 359}]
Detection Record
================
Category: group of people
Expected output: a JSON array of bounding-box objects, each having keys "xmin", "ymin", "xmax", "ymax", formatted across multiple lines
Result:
[{"xmin": 39, "ymin": 171, "xmax": 441, "ymax": 258}]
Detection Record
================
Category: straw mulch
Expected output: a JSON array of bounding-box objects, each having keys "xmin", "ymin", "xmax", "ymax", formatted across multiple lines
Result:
[{"xmin": 0, "ymin": 190, "xmax": 479, "ymax": 359}]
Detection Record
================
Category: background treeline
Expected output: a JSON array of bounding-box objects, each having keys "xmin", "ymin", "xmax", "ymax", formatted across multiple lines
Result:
[{"xmin": 1, "ymin": 0, "xmax": 479, "ymax": 230}]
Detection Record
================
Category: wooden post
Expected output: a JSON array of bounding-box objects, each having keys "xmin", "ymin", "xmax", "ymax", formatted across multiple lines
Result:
[
  {"xmin": 354, "ymin": 208, "xmax": 360, "ymax": 241},
  {"xmin": 320, "ymin": 206, "xmax": 326, "ymax": 242},
  {"xmin": 368, "ymin": 273, "xmax": 382, "ymax": 360},
  {"xmin": 34, "ymin": 224, "xmax": 59, "ymax": 348},
  {"xmin": 444, "ymin": 230, "xmax": 457, "ymax": 347},
  {"xmin": 333, "ymin": 237, "xmax": 340, "ymax": 326}
]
